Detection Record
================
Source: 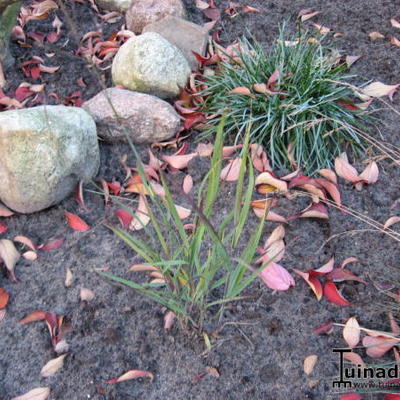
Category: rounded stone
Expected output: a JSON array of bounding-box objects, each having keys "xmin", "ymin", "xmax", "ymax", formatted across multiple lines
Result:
[
  {"xmin": 111, "ymin": 32, "xmax": 190, "ymax": 99},
  {"xmin": 0, "ymin": 105, "xmax": 100, "ymax": 213}
]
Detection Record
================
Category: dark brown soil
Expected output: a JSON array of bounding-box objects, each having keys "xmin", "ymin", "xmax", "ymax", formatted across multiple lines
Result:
[{"xmin": 1, "ymin": 1, "xmax": 400, "ymax": 399}]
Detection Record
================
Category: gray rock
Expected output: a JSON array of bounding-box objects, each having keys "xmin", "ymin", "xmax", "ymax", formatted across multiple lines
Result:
[
  {"xmin": 126, "ymin": 0, "xmax": 185, "ymax": 34},
  {"xmin": 111, "ymin": 32, "xmax": 190, "ymax": 99},
  {"xmin": 83, "ymin": 88, "xmax": 181, "ymax": 144},
  {"xmin": 96, "ymin": 0, "xmax": 132, "ymax": 12},
  {"xmin": 0, "ymin": 105, "xmax": 99, "ymax": 213},
  {"xmin": 143, "ymin": 16, "xmax": 209, "ymax": 71}
]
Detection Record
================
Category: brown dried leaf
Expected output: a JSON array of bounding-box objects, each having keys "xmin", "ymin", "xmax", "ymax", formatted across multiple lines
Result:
[
  {"xmin": 11, "ymin": 387, "xmax": 50, "ymax": 400},
  {"xmin": 40, "ymin": 354, "xmax": 67, "ymax": 377}
]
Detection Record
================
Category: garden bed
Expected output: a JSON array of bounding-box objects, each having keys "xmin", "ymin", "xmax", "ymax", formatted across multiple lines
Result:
[{"xmin": 1, "ymin": 1, "xmax": 400, "ymax": 399}]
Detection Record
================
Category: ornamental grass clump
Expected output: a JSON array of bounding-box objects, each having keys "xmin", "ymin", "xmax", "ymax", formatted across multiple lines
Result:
[
  {"xmin": 200, "ymin": 27, "xmax": 371, "ymax": 175},
  {"xmin": 100, "ymin": 119, "xmax": 268, "ymax": 332}
]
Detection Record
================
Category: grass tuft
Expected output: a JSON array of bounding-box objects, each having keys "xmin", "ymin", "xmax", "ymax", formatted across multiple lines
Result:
[{"xmin": 200, "ymin": 25, "xmax": 372, "ymax": 175}]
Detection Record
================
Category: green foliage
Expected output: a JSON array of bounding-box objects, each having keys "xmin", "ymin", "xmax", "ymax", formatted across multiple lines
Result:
[
  {"xmin": 200, "ymin": 26, "xmax": 371, "ymax": 175},
  {"xmin": 99, "ymin": 118, "xmax": 267, "ymax": 331}
]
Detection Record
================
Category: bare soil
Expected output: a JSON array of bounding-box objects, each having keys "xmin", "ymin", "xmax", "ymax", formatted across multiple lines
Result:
[{"xmin": 1, "ymin": 1, "xmax": 400, "ymax": 399}]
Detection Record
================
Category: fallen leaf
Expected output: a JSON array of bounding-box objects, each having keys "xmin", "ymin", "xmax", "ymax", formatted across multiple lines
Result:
[
  {"xmin": 334, "ymin": 153, "xmax": 359, "ymax": 183},
  {"xmin": 290, "ymin": 202, "xmax": 329, "ymax": 220},
  {"xmin": 205, "ymin": 366, "xmax": 220, "ymax": 377},
  {"xmin": 14, "ymin": 236, "xmax": 37, "ymax": 250},
  {"xmin": 323, "ymin": 281, "xmax": 350, "ymax": 306},
  {"xmin": 183, "ymin": 175, "xmax": 193, "ymax": 194},
  {"xmin": 18, "ymin": 310, "xmax": 47, "ymax": 324},
  {"xmin": 362, "ymin": 336, "xmax": 399, "ymax": 358},
  {"xmin": 343, "ymin": 351, "xmax": 365, "ymax": 367},
  {"xmin": 65, "ymin": 212, "xmax": 90, "ymax": 231},
  {"xmin": 384, "ymin": 216, "xmax": 400, "ymax": 229},
  {"xmin": 390, "ymin": 36, "xmax": 400, "ymax": 48},
  {"xmin": 129, "ymin": 264, "xmax": 159, "ymax": 272},
  {"xmin": 298, "ymin": 9, "xmax": 320, "ymax": 22},
  {"xmin": 255, "ymin": 171, "xmax": 288, "ymax": 192},
  {"xmin": 106, "ymin": 369, "xmax": 154, "ymax": 383},
  {"xmin": 304, "ymin": 355, "xmax": 318, "ymax": 375},
  {"xmin": 369, "ymin": 31, "xmax": 385, "ymax": 40},
  {"xmin": 23, "ymin": 251, "xmax": 37, "ymax": 261},
  {"xmin": 65, "ymin": 267, "xmax": 73, "ymax": 287},
  {"xmin": 312, "ymin": 257, "xmax": 335, "ymax": 274},
  {"xmin": 0, "ymin": 239, "xmax": 20, "ymax": 280},
  {"xmin": 227, "ymin": 86, "xmax": 252, "ymax": 96},
  {"xmin": 0, "ymin": 203, "xmax": 14, "ymax": 217},
  {"xmin": 80, "ymin": 288, "xmax": 95, "ymax": 301},
  {"xmin": 362, "ymin": 81, "xmax": 399, "ymax": 101},
  {"xmin": 130, "ymin": 195, "xmax": 150, "ymax": 231},
  {"xmin": 0, "ymin": 221, "xmax": 8, "ymax": 235},
  {"xmin": 161, "ymin": 153, "xmax": 197, "ymax": 169},
  {"xmin": 260, "ymin": 263, "xmax": 295, "ymax": 291},
  {"xmin": 114, "ymin": 209, "xmax": 133, "ymax": 229},
  {"xmin": 0, "ymin": 288, "xmax": 10, "ymax": 309},
  {"xmin": 38, "ymin": 237, "xmax": 64, "ymax": 251},
  {"xmin": 164, "ymin": 310, "xmax": 175, "ymax": 331},
  {"xmin": 339, "ymin": 394, "xmax": 362, "ymax": 400},
  {"xmin": 391, "ymin": 18, "xmax": 400, "ymax": 29},
  {"xmin": 358, "ymin": 161, "xmax": 379, "ymax": 185},
  {"xmin": 318, "ymin": 169, "xmax": 337, "ymax": 184},
  {"xmin": 11, "ymin": 387, "xmax": 50, "ymax": 400},
  {"xmin": 40, "ymin": 354, "xmax": 67, "ymax": 377},
  {"xmin": 326, "ymin": 268, "xmax": 366, "ymax": 284},
  {"xmin": 312, "ymin": 321, "xmax": 334, "ymax": 335},
  {"xmin": 293, "ymin": 269, "xmax": 323, "ymax": 300},
  {"xmin": 346, "ymin": 55, "xmax": 361, "ymax": 68},
  {"xmin": 343, "ymin": 317, "xmax": 360, "ymax": 348},
  {"xmin": 220, "ymin": 158, "xmax": 242, "ymax": 181}
]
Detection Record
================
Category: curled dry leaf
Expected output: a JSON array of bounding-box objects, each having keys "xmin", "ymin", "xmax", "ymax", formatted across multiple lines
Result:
[
  {"xmin": 334, "ymin": 153, "xmax": 359, "ymax": 183},
  {"xmin": 106, "ymin": 369, "xmax": 154, "ymax": 384},
  {"xmin": 196, "ymin": 143, "xmax": 213, "ymax": 157},
  {"xmin": 0, "ymin": 239, "xmax": 20, "ymax": 280},
  {"xmin": 65, "ymin": 212, "xmax": 90, "ymax": 231},
  {"xmin": 298, "ymin": 9, "xmax": 320, "ymax": 22},
  {"xmin": 323, "ymin": 281, "xmax": 350, "ymax": 306},
  {"xmin": 264, "ymin": 225, "xmax": 285, "ymax": 248},
  {"xmin": 114, "ymin": 209, "xmax": 133, "ymax": 229},
  {"xmin": 384, "ymin": 216, "xmax": 400, "ymax": 229},
  {"xmin": 38, "ymin": 237, "xmax": 64, "ymax": 251},
  {"xmin": 14, "ymin": 236, "xmax": 37, "ymax": 251},
  {"xmin": 175, "ymin": 204, "xmax": 191, "ymax": 220},
  {"xmin": 18, "ymin": 310, "xmax": 47, "ymax": 324},
  {"xmin": 130, "ymin": 195, "xmax": 150, "ymax": 231},
  {"xmin": 206, "ymin": 366, "xmax": 220, "ymax": 377},
  {"xmin": 304, "ymin": 355, "xmax": 318, "ymax": 375},
  {"xmin": 343, "ymin": 317, "xmax": 361, "ymax": 348},
  {"xmin": 255, "ymin": 171, "xmax": 288, "ymax": 192},
  {"xmin": 164, "ymin": 310, "xmax": 175, "ymax": 331},
  {"xmin": 346, "ymin": 55, "xmax": 361, "ymax": 68},
  {"xmin": 293, "ymin": 269, "xmax": 323, "ymax": 300},
  {"xmin": 391, "ymin": 18, "xmax": 400, "ymax": 29},
  {"xmin": 80, "ymin": 288, "xmax": 95, "ymax": 302},
  {"xmin": 318, "ymin": 169, "xmax": 337, "ymax": 184},
  {"xmin": 11, "ymin": 387, "xmax": 50, "ymax": 400},
  {"xmin": 358, "ymin": 161, "xmax": 379, "ymax": 185},
  {"xmin": 312, "ymin": 321, "xmax": 334, "ymax": 335},
  {"xmin": 40, "ymin": 354, "xmax": 67, "ymax": 377}
]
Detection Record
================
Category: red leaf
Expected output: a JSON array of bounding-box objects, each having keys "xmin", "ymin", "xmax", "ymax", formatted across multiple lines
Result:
[
  {"xmin": 0, "ymin": 288, "xmax": 10, "ymax": 309},
  {"xmin": 323, "ymin": 281, "xmax": 350, "ymax": 306},
  {"xmin": 38, "ymin": 237, "xmax": 64, "ymax": 251},
  {"xmin": 339, "ymin": 395, "xmax": 363, "ymax": 400},
  {"xmin": 0, "ymin": 221, "xmax": 8, "ymax": 234},
  {"xmin": 312, "ymin": 321, "xmax": 334, "ymax": 335},
  {"xmin": 384, "ymin": 395, "xmax": 400, "ymax": 400},
  {"xmin": 114, "ymin": 209, "xmax": 133, "ymax": 229},
  {"xmin": 326, "ymin": 268, "xmax": 366, "ymax": 284},
  {"xmin": 65, "ymin": 212, "xmax": 90, "ymax": 231}
]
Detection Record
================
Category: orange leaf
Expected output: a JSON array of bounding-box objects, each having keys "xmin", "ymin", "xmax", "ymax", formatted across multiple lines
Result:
[
  {"xmin": 255, "ymin": 171, "xmax": 288, "ymax": 192},
  {"xmin": 18, "ymin": 310, "xmax": 47, "ymax": 324},
  {"xmin": 227, "ymin": 86, "xmax": 252, "ymax": 96},
  {"xmin": 106, "ymin": 369, "xmax": 154, "ymax": 383},
  {"xmin": 65, "ymin": 212, "xmax": 90, "ymax": 231},
  {"xmin": 0, "ymin": 288, "xmax": 10, "ymax": 309}
]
